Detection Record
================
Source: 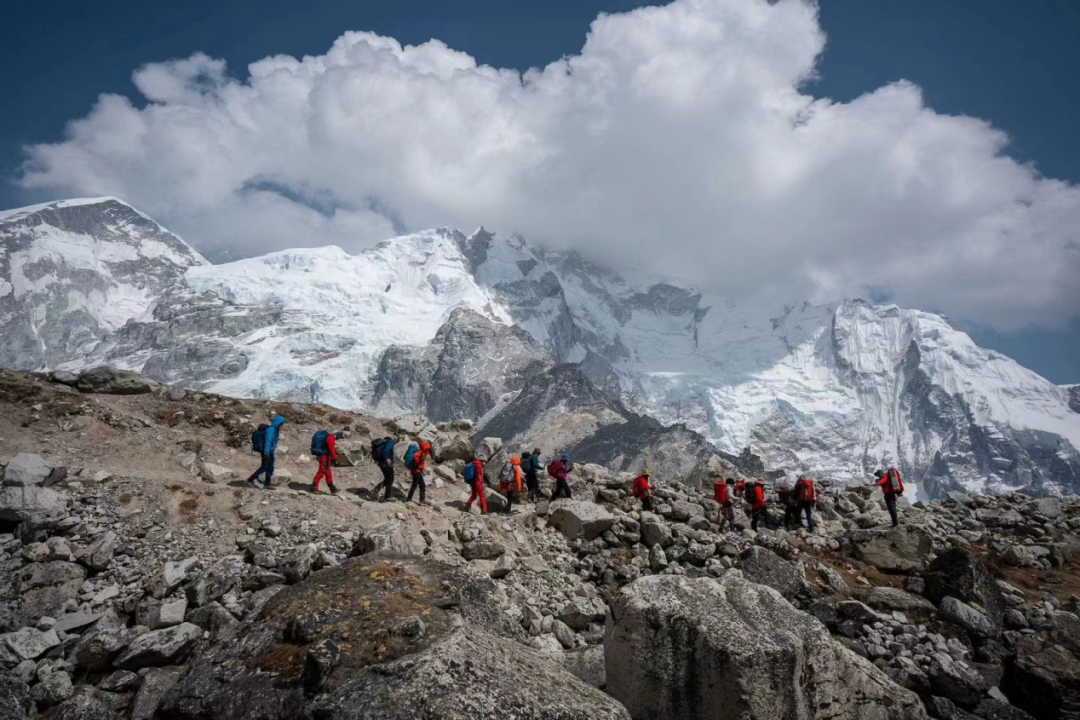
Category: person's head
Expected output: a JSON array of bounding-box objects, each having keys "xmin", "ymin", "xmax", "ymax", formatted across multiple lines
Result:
[
  {"xmin": 533, "ymin": 448, "xmax": 541, "ymax": 456},
  {"xmin": 385, "ymin": 436, "xmax": 393, "ymax": 443},
  {"xmin": 511, "ymin": 456, "xmax": 520, "ymax": 466},
  {"xmin": 726, "ymin": 478, "xmax": 735, "ymax": 486},
  {"xmin": 420, "ymin": 441, "xmax": 431, "ymax": 451},
  {"xmin": 560, "ymin": 454, "xmax": 569, "ymax": 462},
  {"xmin": 521, "ymin": 451, "xmax": 530, "ymax": 459},
  {"xmin": 334, "ymin": 431, "xmax": 345, "ymax": 440},
  {"xmin": 874, "ymin": 470, "xmax": 885, "ymax": 479},
  {"xmin": 643, "ymin": 469, "xmax": 651, "ymax": 477},
  {"xmin": 755, "ymin": 477, "xmax": 765, "ymax": 485}
]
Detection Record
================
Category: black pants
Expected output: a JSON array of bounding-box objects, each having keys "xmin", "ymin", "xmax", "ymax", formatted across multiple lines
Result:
[
  {"xmin": 751, "ymin": 507, "xmax": 769, "ymax": 531},
  {"xmin": 407, "ymin": 471, "xmax": 426, "ymax": 502},
  {"xmin": 552, "ymin": 478, "xmax": 572, "ymax": 499},
  {"xmin": 885, "ymin": 494, "xmax": 899, "ymax": 526},
  {"xmin": 639, "ymin": 495, "xmax": 653, "ymax": 511},
  {"xmin": 247, "ymin": 453, "xmax": 275, "ymax": 486},
  {"xmin": 718, "ymin": 502, "xmax": 735, "ymax": 531},
  {"xmin": 377, "ymin": 464, "xmax": 395, "ymax": 499},
  {"xmin": 525, "ymin": 471, "xmax": 541, "ymax": 501},
  {"xmin": 783, "ymin": 504, "xmax": 802, "ymax": 529},
  {"xmin": 799, "ymin": 500, "xmax": 815, "ymax": 531}
]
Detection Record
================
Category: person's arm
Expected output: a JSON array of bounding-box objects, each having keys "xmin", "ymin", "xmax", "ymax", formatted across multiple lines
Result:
[{"xmin": 328, "ymin": 434, "xmax": 338, "ymax": 461}]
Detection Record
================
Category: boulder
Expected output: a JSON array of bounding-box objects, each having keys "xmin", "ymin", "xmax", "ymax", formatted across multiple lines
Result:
[
  {"xmin": 738, "ymin": 546, "xmax": 805, "ymax": 599},
  {"xmin": 199, "ymin": 463, "xmax": 236, "ymax": 484},
  {"xmin": 83, "ymin": 530, "xmax": 118, "ymax": 571},
  {"xmin": 1, "ymin": 454, "xmax": 52, "ymax": 487},
  {"xmin": 0, "ymin": 485, "xmax": 66, "ymax": 522},
  {"xmin": 114, "ymin": 623, "xmax": 202, "ymax": 669},
  {"xmin": 558, "ymin": 597, "xmax": 608, "ymax": 631},
  {"xmin": 867, "ymin": 587, "xmax": 936, "ymax": 614},
  {"xmin": 923, "ymin": 548, "xmax": 1005, "ymax": 635},
  {"xmin": 151, "ymin": 558, "xmax": 201, "ymax": 599},
  {"xmin": 132, "ymin": 667, "xmax": 185, "ymax": 720},
  {"xmin": 927, "ymin": 653, "xmax": 991, "ymax": 708},
  {"xmin": 352, "ymin": 523, "xmax": 427, "ymax": 557},
  {"xmin": 547, "ymin": 501, "xmax": 615, "ymax": 541},
  {"xmin": 0, "ymin": 627, "xmax": 60, "ymax": 661},
  {"xmin": 75, "ymin": 366, "xmax": 157, "ymax": 394},
  {"xmin": 561, "ymin": 645, "xmax": 606, "ymax": 689},
  {"xmin": 461, "ymin": 539, "xmax": 505, "ymax": 561},
  {"xmin": 606, "ymin": 574, "xmax": 927, "ymax": 720},
  {"xmin": 48, "ymin": 694, "xmax": 118, "ymax": 720},
  {"xmin": 1050, "ymin": 611, "xmax": 1080, "ymax": 657},
  {"xmin": 1034, "ymin": 497, "xmax": 1062, "ymax": 520},
  {"xmin": 279, "ymin": 545, "xmax": 319, "ymax": 584},
  {"xmin": 1004, "ymin": 644, "xmax": 1080, "ymax": 720},
  {"xmin": 0, "ymin": 670, "xmax": 32, "ymax": 720},
  {"xmin": 641, "ymin": 520, "xmax": 674, "ymax": 548},
  {"xmin": 31, "ymin": 669, "xmax": 73, "ymax": 707},
  {"xmin": 72, "ymin": 626, "xmax": 146, "ymax": 672},
  {"xmin": 939, "ymin": 597, "xmax": 996, "ymax": 639},
  {"xmin": 846, "ymin": 526, "xmax": 933, "ymax": 572}
]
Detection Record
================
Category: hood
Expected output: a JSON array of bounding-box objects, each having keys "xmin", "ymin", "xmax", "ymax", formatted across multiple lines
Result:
[{"xmin": 271, "ymin": 416, "xmax": 286, "ymax": 429}]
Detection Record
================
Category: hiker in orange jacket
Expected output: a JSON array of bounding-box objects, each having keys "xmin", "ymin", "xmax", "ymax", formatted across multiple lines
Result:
[
  {"xmin": 465, "ymin": 459, "xmax": 488, "ymax": 514},
  {"xmin": 632, "ymin": 469, "xmax": 655, "ymax": 511},
  {"xmin": 795, "ymin": 475, "xmax": 817, "ymax": 532},
  {"xmin": 750, "ymin": 478, "xmax": 769, "ymax": 531},
  {"xmin": 499, "ymin": 456, "xmax": 523, "ymax": 514}
]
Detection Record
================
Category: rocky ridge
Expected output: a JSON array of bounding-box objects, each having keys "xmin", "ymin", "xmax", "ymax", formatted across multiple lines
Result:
[{"xmin": 0, "ymin": 369, "xmax": 1077, "ymax": 719}]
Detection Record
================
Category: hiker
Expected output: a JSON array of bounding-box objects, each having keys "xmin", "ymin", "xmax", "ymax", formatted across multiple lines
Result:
[
  {"xmin": 874, "ymin": 468, "xmax": 904, "ymax": 527},
  {"xmin": 525, "ymin": 448, "xmax": 544, "ymax": 501},
  {"xmin": 247, "ymin": 415, "xmax": 286, "ymax": 489},
  {"xmin": 750, "ymin": 478, "xmax": 769, "ymax": 531},
  {"xmin": 715, "ymin": 477, "xmax": 738, "ymax": 531},
  {"xmin": 795, "ymin": 475, "xmax": 817, "ymax": 532},
  {"xmin": 371, "ymin": 436, "xmax": 398, "ymax": 501},
  {"xmin": 498, "ymin": 456, "xmax": 523, "ymax": 514},
  {"xmin": 632, "ymin": 469, "xmax": 655, "ymax": 511},
  {"xmin": 405, "ymin": 441, "xmax": 431, "ymax": 505},
  {"xmin": 310, "ymin": 429, "xmax": 344, "ymax": 494},
  {"xmin": 549, "ymin": 454, "xmax": 572, "ymax": 500},
  {"xmin": 734, "ymin": 478, "xmax": 749, "ymax": 519},
  {"xmin": 464, "ymin": 458, "xmax": 488, "ymax": 514},
  {"xmin": 777, "ymin": 480, "xmax": 802, "ymax": 530}
]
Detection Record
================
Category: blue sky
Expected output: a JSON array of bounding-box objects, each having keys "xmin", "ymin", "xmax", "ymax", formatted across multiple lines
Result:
[{"xmin": 1, "ymin": 0, "xmax": 1077, "ymax": 382}]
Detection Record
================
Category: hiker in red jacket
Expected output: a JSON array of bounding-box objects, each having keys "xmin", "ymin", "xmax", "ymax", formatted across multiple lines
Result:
[
  {"xmin": 311, "ymin": 431, "xmax": 344, "ymax": 494},
  {"xmin": 406, "ymin": 442, "xmax": 432, "ymax": 505},
  {"xmin": 750, "ymin": 478, "xmax": 770, "ymax": 532},
  {"xmin": 632, "ymin": 469, "xmax": 654, "ymax": 511},
  {"xmin": 795, "ymin": 475, "xmax": 817, "ymax": 532},
  {"xmin": 549, "ymin": 455, "xmax": 573, "ymax": 500},
  {"xmin": 464, "ymin": 459, "xmax": 488, "ymax": 514},
  {"xmin": 874, "ymin": 468, "xmax": 904, "ymax": 527}
]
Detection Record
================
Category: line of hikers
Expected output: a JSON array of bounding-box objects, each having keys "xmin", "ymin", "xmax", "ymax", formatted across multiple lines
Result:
[
  {"xmin": 632, "ymin": 467, "xmax": 906, "ymax": 532},
  {"xmin": 247, "ymin": 415, "xmax": 906, "ymax": 527}
]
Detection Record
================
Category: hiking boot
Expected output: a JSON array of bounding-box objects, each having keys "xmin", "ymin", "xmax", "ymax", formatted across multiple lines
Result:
[
  {"xmin": 246, "ymin": 478, "xmax": 257, "ymax": 486},
  {"xmin": 309, "ymin": 483, "xmax": 318, "ymax": 493},
  {"xmin": 263, "ymin": 482, "xmax": 273, "ymax": 490},
  {"xmin": 328, "ymin": 484, "xmax": 339, "ymax": 495}
]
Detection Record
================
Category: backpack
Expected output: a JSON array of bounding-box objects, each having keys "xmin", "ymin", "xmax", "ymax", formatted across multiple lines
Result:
[
  {"xmin": 404, "ymin": 444, "xmax": 420, "ymax": 470},
  {"xmin": 499, "ymin": 464, "xmax": 511, "ymax": 483},
  {"xmin": 886, "ymin": 468, "xmax": 904, "ymax": 495},
  {"xmin": 311, "ymin": 430, "xmax": 330, "ymax": 456},
  {"xmin": 251, "ymin": 424, "xmax": 270, "ymax": 454},
  {"xmin": 371, "ymin": 438, "xmax": 387, "ymax": 463},
  {"xmin": 715, "ymin": 482, "xmax": 728, "ymax": 504},
  {"xmin": 547, "ymin": 459, "xmax": 562, "ymax": 477},
  {"xmin": 745, "ymin": 483, "xmax": 755, "ymax": 503},
  {"xmin": 463, "ymin": 462, "xmax": 476, "ymax": 483},
  {"xmin": 799, "ymin": 478, "xmax": 817, "ymax": 502}
]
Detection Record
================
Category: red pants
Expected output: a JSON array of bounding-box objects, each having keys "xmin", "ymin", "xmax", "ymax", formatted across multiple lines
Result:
[
  {"xmin": 467, "ymin": 481, "xmax": 488, "ymax": 514},
  {"xmin": 313, "ymin": 455, "xmax": 333, "ymax": 489}
]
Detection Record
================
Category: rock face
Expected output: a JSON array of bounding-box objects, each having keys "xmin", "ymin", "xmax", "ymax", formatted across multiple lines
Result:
[
  {"xmin": 923, "ymin": 549, "xmax": 1005, "ymax": 634},
  {"xmin": 1004, "ymin": 644, "xmax": 1080, "ymax": 720},
  {"xmin": 846, "ymin": 526, "xmax": 933, "ymax": 572},
  {"xmin": 738, "ymin": 546, "xmax": 805, "ymax": 599},
  {"xmin": 73, "ymin": 366, "xmax": 158, "ymax": 395},
  {"xmin": 352, "ymin": 523, "xmax": 427, "ymax": 557},
  {"xmin": 547, "ymin": 500, "xmax": 616, "ymax": 541},
  {"xmin": 606, "ymin": 574, "xmax": 927, "ymax": 720},
  {"xmin": 372, "ymin": 308, "xmax": 551, "ymax": 422}
]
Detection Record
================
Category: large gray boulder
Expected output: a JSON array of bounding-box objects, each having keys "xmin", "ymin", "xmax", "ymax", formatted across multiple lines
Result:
[
  {"xmin": 606, "ymin": 574, "xmax": 927, "ymax": 720},
  {"xmin": 1003, "ymin": 644, "xmax": 1080, "ymax": 720},
  {"xmin": 75, "ymin": 366, "xmax": 158, "ymax": 394},
  {"xmin": 0, "ymin": 627, "xmax": 60, "ymax": 661},
  {"xmin": 923, "ymin": 549, "xmax": 1004, "ymax": 636},
  {"xmin": 547, "ymin": 501, "xmax": 615, "ymax": 541},
  {"xmin": 846, "ymin": 526, "xmax": 933, "ymax": 573},
  {"xmin": 1, "ymin": 454, "xmax": 52, "ymax": 487},
  {"xmin": 352, "ymin": 522, "xmax": 427, "ymax": 557},
  {"xmin": 114, "ymin": 623, "xmax": 202, "ymax": 669},
  {"xmin": 0, "ymin": 485, "xmax": 66, "ymax": 522},
  {"xmin": 939, "ymin": 597, "xmax": 995, "ymax": 639},
  {"xmin": 0, "ymin": 670, "xmax": 32, "ymax": 720},
  {"xmin": 738, "ymin": 546, "xmax": 806, "ymax": 599},
  {"xmin": 867, "ymin": 587, "xmax": 936, "ymax": 615}
]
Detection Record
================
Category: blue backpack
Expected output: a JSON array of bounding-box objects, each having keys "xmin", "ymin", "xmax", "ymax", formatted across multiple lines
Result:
[
  {"xmin": 404, "ymin": 444, "xmax": 420, "ymax": 470},
  {"xmin": 311, "ymin": 430, "xmax": 330, "ymax": 456},
  {"xmin": 251, "ymin": 424, "xmax": 269, "ymax": 454},
  {"xmin": 463, "ymin": 462, "xmax": 476, "ymax": 483}
]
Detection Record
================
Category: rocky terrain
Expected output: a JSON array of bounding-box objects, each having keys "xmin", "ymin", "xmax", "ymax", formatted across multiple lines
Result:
[
  {"xmin": 2, "ymin": 198, "xmax": 1078, "ymax": 499},
  {"xmin": 0, "ymin": 367, "xmax": 1078, "ymax": 719}
]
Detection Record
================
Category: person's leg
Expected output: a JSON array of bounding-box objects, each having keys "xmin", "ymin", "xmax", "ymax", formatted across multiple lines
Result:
[
  {"xmin": 407, "ymin": 473, "xmax": 418, "ymax": 502},
  {"xmin": 751, "ymin": 508, "xmax": 759, "ymax": 531},
  {"xmin": 248, "ymin": 455, "xmax": 267, "ymax": 484},
  {"xmin": 383, "ymin": 466, "xmax": 395, "ymax": 500},
  {"xmin": 418, "ymin": 473, "xmax": 426, "ymax": 503},
  {"xmin": 506, "ymin": 489, "xmax": 513, "ymax": 514},
  {"xmin": 313, "ymin": 455, "xmax": 327, "ymax": 490},
  {"xmin": 802, "ymin": 501, "xmax": 815, "ymax": 531},
  {"xmin": 886, "ymin": 495, "xmax": 899, "ymax": 526},
  {"xmin": 325, "ymin": 461, "xmax": 334, "ymax": 490},
  {"xmin": 476, "ymin": 482, "xmax": 488, "ymax": 514},
  {"xmin": 264, "ymin": 454, "xmax": 275, "ymax": 488}
]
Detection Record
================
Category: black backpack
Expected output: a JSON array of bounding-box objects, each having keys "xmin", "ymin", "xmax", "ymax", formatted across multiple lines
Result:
[
  {"xmin": 371, "ymin": 437, "xmax": 388, "ymax": 463},
  {"xmin": 251, "ymin": 424, "xmax": 270, "ymax": 454}
]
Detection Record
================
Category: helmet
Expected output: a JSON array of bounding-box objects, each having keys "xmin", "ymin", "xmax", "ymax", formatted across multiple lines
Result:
[
  {"xmin": 511, "ymin": 456, "xmax": 521, "ymax": 465},
  {"xmin": 643, "ymin": 469, "xmax": 651, "ymax": 477}
]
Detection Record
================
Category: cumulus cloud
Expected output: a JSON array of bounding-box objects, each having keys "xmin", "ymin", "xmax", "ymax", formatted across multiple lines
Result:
[{"xmin": 18, "ymin": 0, "xmax": 1080, "ymax": 330}]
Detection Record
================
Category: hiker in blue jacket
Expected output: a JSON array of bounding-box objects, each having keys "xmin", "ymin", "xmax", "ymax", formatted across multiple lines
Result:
[{"xmin": 247, "ymin": 415, "xmax": 286, "ymax": 489}]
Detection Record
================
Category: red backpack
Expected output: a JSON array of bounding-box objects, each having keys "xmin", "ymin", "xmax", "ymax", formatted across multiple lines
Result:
[
  {"xmin": 798, "ymin": 477, "xmax": 817, "ymax": 502},
  {"xmin": 886, "ymin": 468, "xmax": 904, "ymax": 495},
  {"xmin": 715, "ymin": 482, "xmax": 729, "ymax": 504}
]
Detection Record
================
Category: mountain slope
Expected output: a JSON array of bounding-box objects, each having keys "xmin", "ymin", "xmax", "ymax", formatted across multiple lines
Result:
[
  {"xmin": 0, "ymin": 198, "xmax": 206, "ymax": 370},
  {"xmin": 1, "ymin": 198, "xmax": 1077, "ymax": 497}
]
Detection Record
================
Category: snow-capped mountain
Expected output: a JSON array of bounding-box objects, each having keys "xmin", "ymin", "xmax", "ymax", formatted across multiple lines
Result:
[
  {"xmin": 0, "ymin": 198, "xmax": 206, "ymax": 370},
  {"xmin": 1, "ymin": 198, "xmax": 1077, "ymax": 497}
]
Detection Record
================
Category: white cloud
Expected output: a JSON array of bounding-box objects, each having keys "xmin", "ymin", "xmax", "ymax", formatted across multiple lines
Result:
[{"xmin": 19, "ymin": 0, "xmax": 1080, "ymax": 330}]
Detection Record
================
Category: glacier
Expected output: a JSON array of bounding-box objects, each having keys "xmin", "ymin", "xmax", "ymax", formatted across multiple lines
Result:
[{"xmin": 1, "ymin": 197, "xmax": 1077, "ymax": 497}]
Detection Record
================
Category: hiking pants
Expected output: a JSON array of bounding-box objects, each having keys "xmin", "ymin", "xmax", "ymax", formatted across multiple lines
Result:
[
  {"xmin": 552, "ymin": 478, "xmax": 572, "ymax": 500},
  {"xmin": 783, "ymin": 504, "xmax": 802, "ymax": 530},
  {"xmin": 466, "ymin": 480, "xmax": 488, "ymax": 514},
  {"xmin": 717, "ymin": 502, "xmax": 733, "ymax": 531},
  {"xmin": 379, "ymin": 464, "xmax": 395, "ymax": 500},
  {"xmin": 525, "ymin": 471, "xmax": 541, "ymax": 501},
  {"xmin": 499, "ymin": 485, "xmax": 517, "ymax": 513},
  {"xmin": 799, "ymin": 500, "xmax": 815, "ymax": 532},
  {"xmin": 884, "ymin": 494, "xmax": 899, "ymax": 526},
  {"xmin": 639, "ymin": 495, "xmax": 654, "ymax": 512},
  {"xmin": 751, "ymin": 507, "xmax": 768, "ymax": 531},
  {"xmin": 407, "ymin": 471, "xmax": 426, "ymax": 503},
  {"xmin": 313, "ymin": 455, "xmax": 334, "ymax": 490},
  {"xmin": 248, "ymin": 453, "xmax": 275, "ymax": 487}
]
